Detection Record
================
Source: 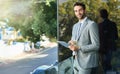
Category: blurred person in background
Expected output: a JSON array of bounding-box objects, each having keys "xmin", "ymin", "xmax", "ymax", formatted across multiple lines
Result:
[{"xmin": 98, "ymin": 9, "xmax": 118, "ymax": 74}]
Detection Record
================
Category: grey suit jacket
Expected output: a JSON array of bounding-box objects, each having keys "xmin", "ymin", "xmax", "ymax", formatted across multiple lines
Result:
[{"xmin": 71, "ymin": 18, "xmax": 100, "ymax": 69}]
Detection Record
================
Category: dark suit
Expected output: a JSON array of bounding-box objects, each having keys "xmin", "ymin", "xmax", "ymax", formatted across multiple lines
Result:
[
  {"xmin": 99, "ymin": 19, "xmax": 118, "ymax": 53},
  {"xmin": 98, "ymin": 19, "xmax": 118, "ymax": 73}
]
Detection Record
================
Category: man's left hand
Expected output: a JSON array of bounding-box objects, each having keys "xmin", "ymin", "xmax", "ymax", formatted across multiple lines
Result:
[{"xmin": 68, "ymin": 44, "xmax": 79, "ymax": 51}]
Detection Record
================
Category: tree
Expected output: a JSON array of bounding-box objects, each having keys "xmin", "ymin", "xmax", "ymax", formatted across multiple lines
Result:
[
  {"xmin": 20, "ymin": 17, "xmax": 40, "ymax": 42},
  {"xmin": 31, "ymin": 0, "xmax": 57, "ymax": 41},
  {"xmin": 59, "ymin": 0, "xmax": 77, "ymax": 62},
  {"xmin": 7, "ymin": 0, "xmax": 57, "ymax": 43}
]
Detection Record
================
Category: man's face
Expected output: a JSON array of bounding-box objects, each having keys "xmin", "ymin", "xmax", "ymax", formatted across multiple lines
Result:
[{"xmin": 74, "ymin": 5, "xmax": 86, "ymax": 20}]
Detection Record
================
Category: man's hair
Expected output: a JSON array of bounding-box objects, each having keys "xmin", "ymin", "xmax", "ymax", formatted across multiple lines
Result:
[
  {"xmin": 73, "ymin": 2, "xmax": 86, "ymax": 10},
  {"xmin": 99, "ymin": 9, "xmax": 108, "ymax": 19}
]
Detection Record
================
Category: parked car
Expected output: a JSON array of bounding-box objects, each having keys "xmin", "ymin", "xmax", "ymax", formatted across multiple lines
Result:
[{"xmin": 30, "ymin": 61, "xmax": 58, "ymax": 74}]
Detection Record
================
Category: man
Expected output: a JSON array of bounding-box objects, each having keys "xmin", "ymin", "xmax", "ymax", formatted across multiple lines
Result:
[
  {"xmin": 98, "ymin": 9, "xmax": 118, "ymax": 73},
  {"xmin": 68, "ymin": 2, "xmax": 99, "ymax": 74}
]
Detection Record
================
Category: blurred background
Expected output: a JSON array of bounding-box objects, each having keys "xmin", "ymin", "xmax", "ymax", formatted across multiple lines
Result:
[
  {"xmin": 0, "ymin": 0, "xmax": 57, "ymax": 43},
  {"xmin": 0, "ymin": 0, "xmax": 57, "ymax": 74}
]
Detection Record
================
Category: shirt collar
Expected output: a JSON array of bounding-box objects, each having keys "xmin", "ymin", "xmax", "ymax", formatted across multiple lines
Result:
[{"xmin": 79, "ymin": 17, "xmax": 87, "ymax": 24}]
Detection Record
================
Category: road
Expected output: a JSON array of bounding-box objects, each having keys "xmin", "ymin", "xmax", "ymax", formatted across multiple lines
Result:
[{"xmin": 0, "ymin": 46, "xmax": 58, "ymax": 74}]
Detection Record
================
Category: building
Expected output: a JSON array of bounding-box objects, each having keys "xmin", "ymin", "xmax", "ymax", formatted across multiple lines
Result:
[{"xmin": 0, "ymin": 21, "xmax": 22, "ymax": 43}]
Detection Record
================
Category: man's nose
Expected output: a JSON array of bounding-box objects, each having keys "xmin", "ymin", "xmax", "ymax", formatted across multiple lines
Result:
[
  {"xmin": 76, "ymin": 11, "xmax": 79, "ymax": 14},
  {"xmin": 76, "ymin": 11, "xmax": 80, "ymax": 14}
]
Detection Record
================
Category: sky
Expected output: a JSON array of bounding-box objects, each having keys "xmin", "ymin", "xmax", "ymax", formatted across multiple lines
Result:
[{"xmin": 0, "ymin": 0, "xmax": 31, "ymax": 18}]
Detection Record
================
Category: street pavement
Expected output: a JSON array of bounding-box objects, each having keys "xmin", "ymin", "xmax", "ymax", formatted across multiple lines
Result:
[{"xmin": 0, "ymin": 46, "xmax": 58, "ymax": 74}]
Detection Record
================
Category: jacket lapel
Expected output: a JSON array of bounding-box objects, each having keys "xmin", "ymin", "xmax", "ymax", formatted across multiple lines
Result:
[{"xmin": 77, "ymin": 19, "xmax": 88, "ymax": 41}]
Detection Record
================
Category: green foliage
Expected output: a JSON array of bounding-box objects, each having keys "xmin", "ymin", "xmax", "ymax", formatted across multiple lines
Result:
[
  {"xmin": 32, "ymin": 10, "xmax": 48, "ymax": 36},
  {"xmin": 20, "ymin": 17, "xmax": 39, "ymax": 42},
  {"xmin": 8, "ymin": 15, "xmax": 25, "ymax": 31},
  {"xmin": 8, "ymin": 0, "xmax": 57, "ymax": 43},
  {"xmin": 32, "ymin": 0, "xmax": 57, "ymax": 40},
  {"xmin": 59, "ymin": 0, "xmax": 78, "ymax": 61}
]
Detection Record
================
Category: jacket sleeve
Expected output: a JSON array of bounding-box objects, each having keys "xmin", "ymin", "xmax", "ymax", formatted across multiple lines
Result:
[{"xmin": 80, "ymin": 22, "xmax": 100, "ymax": 53}]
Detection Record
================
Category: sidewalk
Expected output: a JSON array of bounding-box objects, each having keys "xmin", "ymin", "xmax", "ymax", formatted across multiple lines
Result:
[{"xmin": 0, "ymin": 42, "xmax": 57, "ymax": 65}]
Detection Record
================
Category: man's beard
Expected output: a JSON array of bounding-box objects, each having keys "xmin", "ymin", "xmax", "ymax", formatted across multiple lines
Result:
[{"xmin": 78, "ymin": 14, "xmax": 85, "ymax": 20}]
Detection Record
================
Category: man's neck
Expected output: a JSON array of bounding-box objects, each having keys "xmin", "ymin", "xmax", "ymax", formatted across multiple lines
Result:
[
  {"xmin": 79, "ymin": 16, "xmax": 86, "ymax": 22},
  {"xmin": 79, "ymin": 17, "xmax": 87, "ymax": 23}
]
